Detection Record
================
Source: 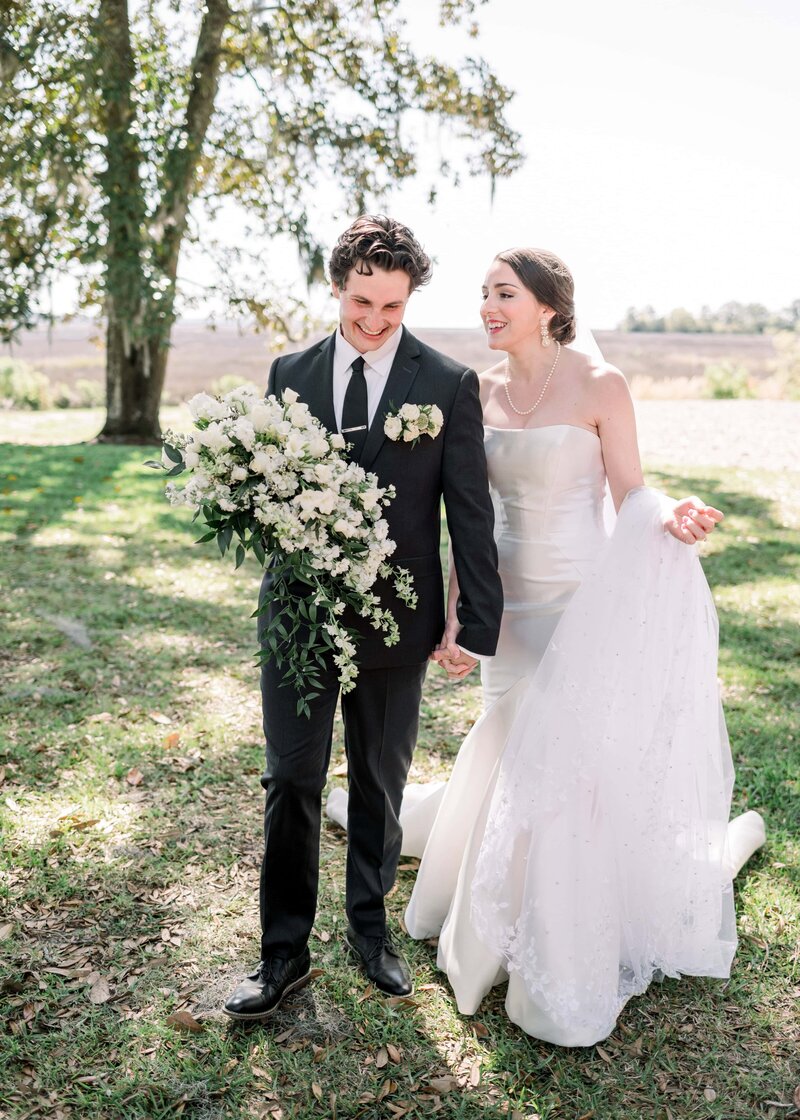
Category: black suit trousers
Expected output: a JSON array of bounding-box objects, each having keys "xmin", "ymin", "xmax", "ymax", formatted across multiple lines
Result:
[{"xmin": 259, "ymin": 652, "xmax": 427, "ymax": 959}]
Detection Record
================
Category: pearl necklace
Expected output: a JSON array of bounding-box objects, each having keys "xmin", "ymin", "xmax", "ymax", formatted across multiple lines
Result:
[{"xmin": 503, "ymin": 341, "xmax": 562, "ymax": 416}]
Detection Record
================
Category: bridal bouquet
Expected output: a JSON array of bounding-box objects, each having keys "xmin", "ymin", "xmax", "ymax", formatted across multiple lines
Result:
[{"xmin": 147, "ymin": 385, "xmax": 416, "ymax": 715}]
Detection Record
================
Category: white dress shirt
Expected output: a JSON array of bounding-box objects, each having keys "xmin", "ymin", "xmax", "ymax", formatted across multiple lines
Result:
[{"xmin": 332, "ymin": 325, "xmax": 404, "ymax": 432}]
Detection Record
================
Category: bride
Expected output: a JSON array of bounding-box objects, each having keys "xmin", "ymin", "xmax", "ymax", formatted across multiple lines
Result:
[{"xmin": 328, "ymin": 248, "xmax": 766, "ymax": 1046}]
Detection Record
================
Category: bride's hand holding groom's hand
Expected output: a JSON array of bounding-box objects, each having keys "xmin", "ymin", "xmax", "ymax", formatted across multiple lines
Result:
[
  {"xmin": 431, "ymin": 619, "xmax": 478, "ymax": 680},
  {"xmin": 665, "ymin": 497, "xmax": 724, "ymax": 544}
]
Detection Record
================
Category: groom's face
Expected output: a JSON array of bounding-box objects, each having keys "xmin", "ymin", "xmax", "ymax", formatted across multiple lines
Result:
[{"xmin": 332, "ymin": 265, "xmax": 412, "ymax": 352}]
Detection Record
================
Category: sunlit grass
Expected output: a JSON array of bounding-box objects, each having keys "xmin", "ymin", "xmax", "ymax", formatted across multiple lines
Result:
[{"xmin": 0, "ymin": 425, "xmax": 798, "ymax": 1119}]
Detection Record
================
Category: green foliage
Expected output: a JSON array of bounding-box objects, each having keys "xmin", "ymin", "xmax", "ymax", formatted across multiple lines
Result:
[
  {"xmin": 0, "ymin": 0, "xmax": 521, "ymax": 346},
  {"xmin": 209, "ymin": 373, "xmax": 261, "ymax": 397},
  {"xmin": 0, "ymin": 358, "xmax": 53, "ymax": 409},
  {"xmin": 620, "ymin": 299, "xmax": 800, "ymax": 334},
  {"xmin": 772, "ymin": 330, "xmax": 800, "ymax": 400},
  {"xmin": 703, "ymin": 361, "xmax": 754, "ymax": 399}
]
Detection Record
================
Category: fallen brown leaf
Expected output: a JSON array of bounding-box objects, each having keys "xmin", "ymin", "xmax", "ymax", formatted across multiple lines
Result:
[
  {"xmin": 125, "ymin": 767, "xmax": 144, "ymax": 787},
  {"xmin": 162, "ymin": 731, "xmax": 181, "ymax": 749},
  {"xmin": 0, "ymin": 922, "xmax": 14, "ymax": 941},
  {"xmin": 376, "ymin": 1079, "xmax": 397, "ymax": 1101},
  {"xmin": 149, "ymin": 711, "xmax": 172, "ymax": 725},
  {"xmin": 794, "ymin": 1086, "xmax": 800, "ymax": 1109},
  {"xmin": 468, "ymin": 1060, "xmax": 481, "ymax": 1087},
  {"xmin": 426, "ymin": 1076, "xmax": 457, "ymax": 1094},
  {"xmin": 386, "ymin": 1043, "xmax": 401, "ymax": 1063},
  {"xmin": 385, "ymin": 995, "xmax": 419, "ymax": 1009},
  {"xmin": 703, "ymin": 1088, "xmax": 717, "ymax": 1103},
  {"xmin": 376, "ymin": 1047, "xmax": 389, "ymax": 1069},
  {"xmin": 472, "ymin": 1021, "xmax": 490, "ymax": 1039},
  {"xmin": 311, "ymin": 1083, "xmax": 323, "ymax": 1101},
  {"xmin": 595, "ymin": 1045, "xmax": 613, "ymax": 1064},
  {"xmin": 166, "ymin": 1010, "xmax": 204, "ymax": 1033},
  {"xmin": 88, "ymin": 976, "xmax": 111, "ymax": 1004}
]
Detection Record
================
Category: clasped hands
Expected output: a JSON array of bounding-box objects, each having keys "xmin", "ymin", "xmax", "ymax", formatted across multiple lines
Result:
[{"xmin": 430, "ymin": 621, "xmax": 478, "ymax": 681}]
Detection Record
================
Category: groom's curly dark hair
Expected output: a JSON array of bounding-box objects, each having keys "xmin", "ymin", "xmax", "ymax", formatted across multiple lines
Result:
[{"xmin": 329, "ymin": 214, "xmax": 432, "ymax": 291}]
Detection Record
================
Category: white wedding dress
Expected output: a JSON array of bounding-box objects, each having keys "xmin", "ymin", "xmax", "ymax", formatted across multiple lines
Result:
[{"xmin": 327, "ymin": 424, "xmax": 765, "ymax": 1046}]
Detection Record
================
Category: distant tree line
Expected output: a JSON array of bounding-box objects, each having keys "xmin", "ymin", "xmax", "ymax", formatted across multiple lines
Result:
[{"xmin": 618, "ymin": 300, "xmax": 800, "ymax": 334}]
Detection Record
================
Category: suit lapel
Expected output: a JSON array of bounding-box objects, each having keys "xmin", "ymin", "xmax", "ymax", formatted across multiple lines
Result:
[
  {"xmin": 360, "ymin": 327, "xmax": 421, "ymax": 471},
  {"xmin": 299, "ymin": 334, "xmax": 336, "ymax": 435}
]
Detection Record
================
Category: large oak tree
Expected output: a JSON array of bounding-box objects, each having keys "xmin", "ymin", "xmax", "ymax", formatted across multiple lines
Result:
[{"xmin": 0, "ymin": 0, "xmax": 521, "ymax": 441}]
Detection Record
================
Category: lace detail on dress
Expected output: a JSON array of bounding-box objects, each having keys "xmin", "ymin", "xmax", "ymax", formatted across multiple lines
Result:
[{"xmin": 470, "ymin": 488, "xmax": 737, "ymax": 1042}]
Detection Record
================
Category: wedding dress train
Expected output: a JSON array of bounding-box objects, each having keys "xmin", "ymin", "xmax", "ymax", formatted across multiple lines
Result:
[{"xmin": 326, "ymin": 425, "xmax": 765, "ymax": 1045}]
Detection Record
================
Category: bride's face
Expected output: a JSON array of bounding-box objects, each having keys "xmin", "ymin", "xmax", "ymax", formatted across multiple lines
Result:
[{"xmin": 481, "ymin": 260, "xmax": 551, "ymax": 351}]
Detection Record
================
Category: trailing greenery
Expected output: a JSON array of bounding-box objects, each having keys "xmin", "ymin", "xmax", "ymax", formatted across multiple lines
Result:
[{"xmin": 0, "ymin": 421, "xmax": 797, "ymax": 1119}]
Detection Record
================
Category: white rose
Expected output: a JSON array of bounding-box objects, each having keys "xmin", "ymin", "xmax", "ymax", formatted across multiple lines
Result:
[
  {"xmin": 361, "ymin": 487, "xmax": 381, "ymax": 510},
  {"xmin": 308, "ymin": 434, "xmax": 329, "ymax": 458},
  {"xmin": 384, "ymin": 416, "xmax": 403, "ymax": 441},
  {"xmin": 399, "ymin": 402, "xmax": 420, "ymax": 422},
  {"xmin": 282, "ymin": 388, "xmax": 299, "ymax": 404},
  {"xmin": 250, "ymin": 449, "xmax": 272, "ymax": 475},
  {"xmin": 183, "ymin": 448, "xmax": 200, "ymax": 470},
  {"xmin": 230, "ymin": 464, "xmax": 248, "ymax": 481},
  {"xmin": 196, "ymin": 422, "xmax": 233, "ymax": 453},
  {"xmin": 231, "ymin": 418, "xmax": 256, "ymax": 451},
  {"xmin": 188, "ymin": 392, "xmax": 227, "ymax": 422},
  {"xmin": 330, "ymin": 433, "xmax": 346, "ymax": 450},
  {"xmin": 288, "ymin": 402, "xmax": 310, "ymax": 426},
  {"xmin": 314, "ymin": 463, "xmax": 334, "ymax": 486},
  {"xmin": 430, "ymin": 405, "xmax": 444, "ymax": 431},
  {"xmin": 402, "ymin": 426, "xmax": 417, "ymax": 442},
  {"xmin": 249, "ymin": 403, "xmax": 274, "ymax": 433},
  {"xmin": 285, "ymin": 431, "xmax": 309, "ymax": 457}
]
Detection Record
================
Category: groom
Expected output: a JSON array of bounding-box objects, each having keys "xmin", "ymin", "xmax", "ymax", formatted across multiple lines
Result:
[{"xmin": 224, "ymin": 215, "xmax": 502, "ymax": 1020}]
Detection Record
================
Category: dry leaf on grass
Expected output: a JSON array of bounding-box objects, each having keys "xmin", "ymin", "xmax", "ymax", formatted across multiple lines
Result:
[
  {"xmin": 149, "ymin": 711, "xmax": 172, "ymax": 725},
  {"xmin": 376, "ymin": 1047, "xmax": 389, "ymax": 1069},
  {"xmin": 88, "ymin": 975, "xmax": 111, "ymax": 1004},
  {"xmin": 794, "ymin": 1086, "xmax": 800, "ymax": 1109},
  {"xmin": 311, "ymin": 1083, "xmax": 323, "ymax": 1101},
  {"xmin": 426, "ymin": 1076, "xmax": 457, "ymax": 1094},
  {"xmin": 386, "ymin": 1044, "xmax": 401, "ymax": 1064},
  {"xmin": 165, "ymin": 1010, "xmax": 204, "ymax": 1033},
  {"xmin": 468, "ymin": 1061, "xmax": 481, "ymax": 1087},
  {"xmin": 162, "ymin": 731, "xmax": 181, "ymax": 749},
  {"xmin": 703, "ymin": 1087, "xmax": 717, "ymax": 1102},
  {"xmin": 125, "ymin": 767, "xmax": 144, "ymax": 787},
  {"xmin": 376, "ymin": 1080, "xmax": 397, "ymax": 1101},
  {"xmin": 595, "ymin": 1045, "xmax": 613, "ymax": 1064},
  {"xmin": 0, "ymin": 922, "xmax": 14, "ymax": 941},
  {"xmin": 385, "ymin": 995, "xmax": 419, "ymax": 1009},
  {"xmin": 472, "ymin": 1021, "xmax": 489, "ymax": 1039}
]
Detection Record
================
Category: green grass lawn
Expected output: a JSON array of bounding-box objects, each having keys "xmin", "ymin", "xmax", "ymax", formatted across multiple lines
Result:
[{"xmin": 0, "ymin": 427, "xmax": 798, "ymax": 1120}]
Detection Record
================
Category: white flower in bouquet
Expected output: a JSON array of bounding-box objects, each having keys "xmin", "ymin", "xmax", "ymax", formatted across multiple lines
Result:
[{"xmin": 147, "ymin": 384, "xmax": 417, "ymax": 716}]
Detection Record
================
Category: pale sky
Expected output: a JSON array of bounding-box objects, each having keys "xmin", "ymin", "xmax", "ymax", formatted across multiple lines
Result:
[
  {"xmin": 47, "ymin": 0, "xmax": 800, "ymax": 332},
  {"xmin": 370, "ymin": 0, "xmax": 800, "ymax": 328}
]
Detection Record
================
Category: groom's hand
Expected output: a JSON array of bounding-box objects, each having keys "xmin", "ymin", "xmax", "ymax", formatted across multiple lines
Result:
[{"xmin": 431, "ymin": 625, "xmax": 478, "ymax": 680}]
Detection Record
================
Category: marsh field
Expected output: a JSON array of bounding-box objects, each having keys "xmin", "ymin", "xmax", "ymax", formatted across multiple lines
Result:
[{"xmin": 2, "ymin": 321, "xmax": 781, "ymax": 402}]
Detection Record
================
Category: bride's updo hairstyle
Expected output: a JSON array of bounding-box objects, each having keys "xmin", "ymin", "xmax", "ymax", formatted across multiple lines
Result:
[{"xmin": 496, "ymin": 248, "xmax": 577, "ymax": 345}]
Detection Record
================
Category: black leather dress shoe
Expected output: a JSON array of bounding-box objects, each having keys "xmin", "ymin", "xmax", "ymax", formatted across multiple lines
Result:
[
  {"xmin": 223, "ymin": 948, "xmax": 312, "ymax": 1021},
  {"xmin": 345, "ymin": 928, "xmax": 413, "ymax": 996}
]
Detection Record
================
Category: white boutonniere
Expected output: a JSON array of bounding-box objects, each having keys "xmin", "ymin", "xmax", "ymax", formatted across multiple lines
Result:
[{"xmin": 384, "ymin": 402, "xmax": 444, "ymax": 446}]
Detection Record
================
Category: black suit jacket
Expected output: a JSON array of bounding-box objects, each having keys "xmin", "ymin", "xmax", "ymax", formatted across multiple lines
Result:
[{"xmin": 265, "ymin": 327, "xmax": 503, "ymax": 669}]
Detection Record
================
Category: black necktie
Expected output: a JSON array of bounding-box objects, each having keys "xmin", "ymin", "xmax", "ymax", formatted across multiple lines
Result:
[{"xmin": 341, "ymin": 356, "xmax": 368, "ymax": 461}]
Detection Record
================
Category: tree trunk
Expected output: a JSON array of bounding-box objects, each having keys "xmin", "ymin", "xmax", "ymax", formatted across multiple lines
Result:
[{"xmin": 97, "ymin": 314, "xmax": 167, "ymax": 442}]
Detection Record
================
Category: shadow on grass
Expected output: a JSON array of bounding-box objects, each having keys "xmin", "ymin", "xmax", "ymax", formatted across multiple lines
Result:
[{"xmin": 1, "ymin": 447, "xmax": 798, "ymax": 1118}]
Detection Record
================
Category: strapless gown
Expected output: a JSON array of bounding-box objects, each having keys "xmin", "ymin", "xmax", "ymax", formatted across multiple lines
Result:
[{"xmin": 327, "ymin": 425, "xmax": 765, "ymax": 1046}]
